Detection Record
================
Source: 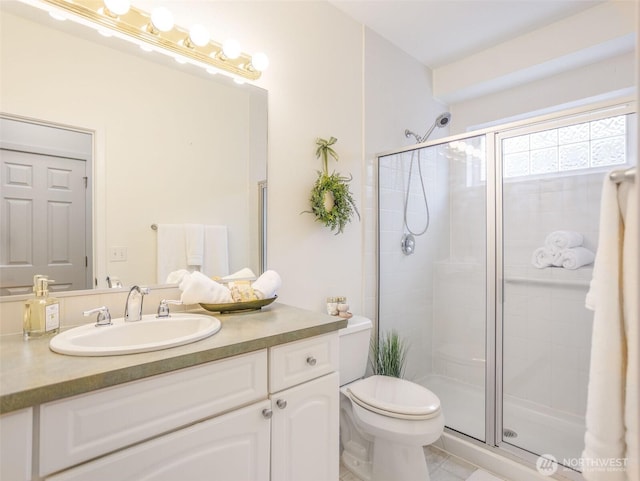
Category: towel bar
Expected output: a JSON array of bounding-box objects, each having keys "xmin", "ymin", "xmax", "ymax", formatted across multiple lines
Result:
[{"xmin": 609, "ymin": 166, "xmax": 636, "ymax": 183}]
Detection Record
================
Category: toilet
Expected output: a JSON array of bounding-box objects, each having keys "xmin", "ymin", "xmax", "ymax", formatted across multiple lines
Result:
[{"xmin": 339, "ymin": 316, "xmax": 445, "ymax": 481}]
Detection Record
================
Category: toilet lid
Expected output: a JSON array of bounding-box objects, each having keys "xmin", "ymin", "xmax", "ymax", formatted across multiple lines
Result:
[{"xmin": 347, "ymin": 375, "xmax": 441, "ymax": 420}]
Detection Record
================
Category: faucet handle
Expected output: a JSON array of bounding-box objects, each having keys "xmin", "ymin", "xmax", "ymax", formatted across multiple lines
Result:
[
  {"xmin": 83, "ymin": 306, "xmax": 112, "ymax": 327},
  {"xmin": 157, "ymin": 299, "xmax": 183, "ymax": 318}
]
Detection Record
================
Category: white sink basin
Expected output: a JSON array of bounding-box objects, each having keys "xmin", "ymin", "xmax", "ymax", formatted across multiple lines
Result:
[{"xmin": 50, "ymin": 314, "xmax": 221, "ymax": 356}]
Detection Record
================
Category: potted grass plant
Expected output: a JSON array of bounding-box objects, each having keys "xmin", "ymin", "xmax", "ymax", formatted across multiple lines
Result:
[
  {"xmin": 305, "ymin": 136, "xmax": 359, "ymax": 235},
  {"xmin": 370, "ymin": 329, "xmax": 408, "ymax": 378}
]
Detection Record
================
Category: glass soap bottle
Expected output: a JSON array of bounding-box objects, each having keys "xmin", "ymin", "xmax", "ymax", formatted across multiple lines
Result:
[{"xmin": 23, "ymin": 275, "xmax": 60, "ymax": 340}]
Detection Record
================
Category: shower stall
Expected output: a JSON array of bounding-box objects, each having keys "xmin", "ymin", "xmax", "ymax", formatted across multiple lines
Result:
[{"xmin": 377, "ymin": 100, "xmax": 637, "ymax": 476}]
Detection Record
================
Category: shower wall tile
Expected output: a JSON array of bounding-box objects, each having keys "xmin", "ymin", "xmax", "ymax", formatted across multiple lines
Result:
[{"xmin": 501, "ymin": 172, "xmax": 601, "ymax": 419}]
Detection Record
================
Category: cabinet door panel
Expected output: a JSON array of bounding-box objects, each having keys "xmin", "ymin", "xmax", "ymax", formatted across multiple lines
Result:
[
  {"xmin": 271, "ymin": 372, "xmax": 339, "ymax": 481},
  {"xmin": 0, "ymin": 408, "xmax": 32, "ymax": 481},
  {"xmin": 46, "ymin": 400, "xmax": 271, "ymax": 481}
]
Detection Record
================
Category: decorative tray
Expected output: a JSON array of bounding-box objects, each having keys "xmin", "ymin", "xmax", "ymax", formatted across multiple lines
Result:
[{"xmin": 199, "ymin": 296, "xmax": 277, "ymax": 313}]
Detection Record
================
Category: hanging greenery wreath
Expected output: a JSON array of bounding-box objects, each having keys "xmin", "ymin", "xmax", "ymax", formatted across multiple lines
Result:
[{"xmin": 304, "ymin": 137, "xmax": 359, "ymax": 235}]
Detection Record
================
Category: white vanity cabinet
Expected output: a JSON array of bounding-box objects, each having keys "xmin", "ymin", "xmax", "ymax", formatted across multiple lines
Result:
[
  {"xmin": 269, "ymin": 332, "xmax": 340, "ymax": 481},
  {"xmin": 14, "ymin": 330, "xmax": 341, "ymax": 481},
  {"xmin": 0, "ymin": 407, "xmax": 32, "ymax": 481}
]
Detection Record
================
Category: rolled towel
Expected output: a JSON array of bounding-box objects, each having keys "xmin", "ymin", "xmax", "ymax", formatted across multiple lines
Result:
[
  {"xmin": 252, "ymin": 270, "xmax": 282, "ymax": 299},
  {"xmin": 532, "ymin": 247, "xmax": 562, "ymax": 268},
  {"xmin": 221, "ymin": 267, "xmax": 257, "ymax": 282},
  {"xmin": 179, "ymin": 271, "xmax": 233, "ymax": 304},
  {"xmin": 545, "ymin": 230, "xmax": 584, "ymax": 251},
  {"xmin": 166, "ymin": 269, "xmax": 190, "ymax": 285},
  {"xmin": 560, "ymin": 246, "xmax": 595, "ymax": 270}
]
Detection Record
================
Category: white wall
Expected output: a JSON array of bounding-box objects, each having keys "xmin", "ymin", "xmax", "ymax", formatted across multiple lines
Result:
[
  {"xmin": 137, "ymin": 2, "xmax": 441, "ymax": 315},
  {"xmin": 363, "ymin": 27, "xmax": 448, "ymax": 323},
  {"xmin": 449, "ymin": 52, "xmax": 636, "ymax": 133}
]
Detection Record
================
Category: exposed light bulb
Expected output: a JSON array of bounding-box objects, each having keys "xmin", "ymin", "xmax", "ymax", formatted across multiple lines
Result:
[
  {"xmin": 150, "ymin": 7, "xmax": 174, "ymax": 32},
  {"xmin": 103, "ymin": 0, "xmax": 130, "ymax": 16},
  {"xmin": 188, "ymin": 24, "xmax": 210, "ymax": 47},
  {"xmin": 222, "ymin": 39, "xmax": 241, "ymax": 60},
  {"xmin": 250, "ymin": 52, "xmax": 269, "ymax": 72}
]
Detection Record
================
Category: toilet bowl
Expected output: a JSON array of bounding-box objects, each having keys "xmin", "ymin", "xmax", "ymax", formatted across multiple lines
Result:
[{"xmin": 339, "ymin": 317, "xmax": 445, "ymax": 481}]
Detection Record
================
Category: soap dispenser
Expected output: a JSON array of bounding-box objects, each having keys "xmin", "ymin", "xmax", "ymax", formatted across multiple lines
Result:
[{"xmin": 23, "ymin": 275, "xmax": 60, "ymax": 339}]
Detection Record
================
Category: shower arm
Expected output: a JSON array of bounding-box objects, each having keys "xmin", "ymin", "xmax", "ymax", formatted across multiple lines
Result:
[{"xmin": 419, "ymin": 124, "xmax": 437, "ymax": 143}]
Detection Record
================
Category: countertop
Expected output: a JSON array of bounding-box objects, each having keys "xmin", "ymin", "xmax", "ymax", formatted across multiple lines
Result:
[{"xmin": 0, "ymin": 303, "xmax": 347, "ymax": 414}]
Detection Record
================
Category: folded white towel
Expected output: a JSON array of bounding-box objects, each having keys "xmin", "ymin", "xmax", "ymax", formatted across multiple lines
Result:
[
  {"xmin": 545, "ymin": 230, "xmax": 584, "ymax": 251},
  {"xmin": 222, "ymin": 268, "xmax": 257, "ymax": 282},
  {"xmin": 184, "ymin": 224, "xmax": 204, "ymax": 267},
  {"xmin": 179, "ymin": 271, "xmax": 232, "ymax": 305},
  {"xmin": 532, "ymin": 246, "xmax": 562, "ymax": 268},
  {"xmin": 560, "ymin": 246, "xmax": 595, "ymax": 270},
  {"xmin": 252, "ymin": 270, "xmax": 282, "ymax": 299}
]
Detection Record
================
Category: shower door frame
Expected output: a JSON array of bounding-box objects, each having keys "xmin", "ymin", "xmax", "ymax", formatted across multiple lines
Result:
[
  {"xmin": 492, "ymin": 98, "xmax": 637, "ymax": 476},
  {"xmin": 375, "ymin": 96, "xmax": 637, "ymax": 477}
]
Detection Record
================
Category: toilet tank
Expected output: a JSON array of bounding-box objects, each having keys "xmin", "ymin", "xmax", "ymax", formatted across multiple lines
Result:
[{"xmin": 338, "ymin": 316, "xmax": 373, "ymax": 386}]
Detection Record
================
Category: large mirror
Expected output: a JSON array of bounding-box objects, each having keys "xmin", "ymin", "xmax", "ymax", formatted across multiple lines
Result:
[{"xmin": 0, "ymin": 1, "xmax": 267, "ymax": 297}]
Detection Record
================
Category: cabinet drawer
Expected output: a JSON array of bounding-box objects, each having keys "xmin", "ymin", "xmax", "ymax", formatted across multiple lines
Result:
[
  {"xmin": 45, "ymin": 400, "xmax": 271, "ymax": 481},
  {"xmin": 40, "ymin": 349, "xmax": 267, "ymax": 476},
  {"xmin": 269, "ymin": 333, "xmax": 338, "ymax": 392}
]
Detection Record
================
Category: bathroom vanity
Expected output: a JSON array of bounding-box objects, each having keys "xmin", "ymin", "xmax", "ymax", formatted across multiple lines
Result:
[{"xmin": 0, "ymin": 303, "xmax": 346, "ymax": 481}]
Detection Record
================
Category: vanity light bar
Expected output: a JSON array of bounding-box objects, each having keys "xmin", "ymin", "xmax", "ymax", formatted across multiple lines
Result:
[{"xmin": 31, "ymin": 0, "xmax": 264, "ymax": 81}]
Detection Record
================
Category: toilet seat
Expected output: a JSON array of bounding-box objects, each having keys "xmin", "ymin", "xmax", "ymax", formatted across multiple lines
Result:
[{"xmin": 346, "ymin": 375, "xmax": 441, "ymax": 420}]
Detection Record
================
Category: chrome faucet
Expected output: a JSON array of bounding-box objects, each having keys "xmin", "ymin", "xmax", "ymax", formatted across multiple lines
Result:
[{"xmin": 124, "ymin": 285, "xmax": 149, "ymax": 322}]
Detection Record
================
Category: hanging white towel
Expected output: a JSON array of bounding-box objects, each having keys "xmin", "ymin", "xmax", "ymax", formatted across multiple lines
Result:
[
  {"xmin": 559, "ymin": 246, "xmax": 595, "ymax": 270},
  {"xmin": 156, "ymin": 224, "xmax": 187, "ymax": 284},
  {"xmin": 202, "ymin": 225, "xmax": 229, "ymax": 278},
  {"xmin": 184, "ymin": 224, "xmax": 204, "ymax": 267},
  {"xmin": 619, "ymin": 180, "xmax": 638, "ymax": 481},
  {"xmin": 582, "ymin": 176, "xmax": 638, "ymax": 481},
  {"xmin": 545, "ymin": 230, "xmax": 584, "ymax": 251}
]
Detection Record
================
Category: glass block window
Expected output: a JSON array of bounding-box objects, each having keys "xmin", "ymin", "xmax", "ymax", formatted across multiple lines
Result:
[{"xmin": 502, "ymin": 115, "xmax": 627, "ymax": 178}]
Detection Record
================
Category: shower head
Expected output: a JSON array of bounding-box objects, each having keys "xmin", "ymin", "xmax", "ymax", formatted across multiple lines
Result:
[
  {"xmin": 435, "ymin": 112, "xmax": 451, "ymax": 129},
  {"xmin": 404, "ymin": 112, "xmax": 452, "ymax": 144}
]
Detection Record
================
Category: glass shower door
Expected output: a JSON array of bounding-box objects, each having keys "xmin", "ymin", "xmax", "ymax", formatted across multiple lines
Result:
[
  {"xmin": 499, "ymin": 111, "xmax": 636, "ymax": 466},
  {"xmin": 378, "ymin": 135, "xmax": 487, "ymax": 441}
]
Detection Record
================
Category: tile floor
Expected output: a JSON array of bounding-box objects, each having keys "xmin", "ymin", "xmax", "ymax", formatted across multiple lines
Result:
[{"xmin": 339, "ymin": 445, "xmax": 506, "ymax": 481}]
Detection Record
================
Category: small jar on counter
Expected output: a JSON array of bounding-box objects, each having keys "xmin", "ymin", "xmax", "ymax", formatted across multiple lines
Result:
[
  {"xmin": 326, "ymin": 297, "xmax": 338, "ymax": 316},
  {"xmin": 336, "ymin": 296, "xmax": 349, "ymax": 313}
]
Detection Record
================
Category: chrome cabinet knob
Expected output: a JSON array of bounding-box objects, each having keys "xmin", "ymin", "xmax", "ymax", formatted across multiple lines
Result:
[
  {"xmin": 306, "ymin": 356, "xmax": 317, "ymax": 366},
  {"xmin": 262, "ymin": 408, "xmax": 273, "ymax": 419},
  {"xmin": 276, "ymin": 399, "xmax": 287, "ymax": 409}
]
